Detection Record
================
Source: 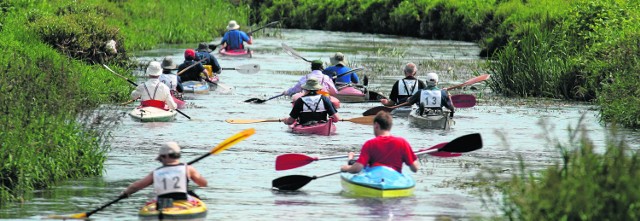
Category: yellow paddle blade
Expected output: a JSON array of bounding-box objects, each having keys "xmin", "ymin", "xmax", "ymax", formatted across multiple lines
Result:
[
  {"xmin": 225, "ymin": 119, "xmax": 280, "ymax": 124},
  {"xmin": 344, "ymin": 116, "xmax": 375, "ymax": 125},
  {"xmin": 211, "ymin": 128, "xmax": 255, "ymax": 154},
  {"xmin": 47, "ymin": 212, "xmax": 87, "ymax": 219}
]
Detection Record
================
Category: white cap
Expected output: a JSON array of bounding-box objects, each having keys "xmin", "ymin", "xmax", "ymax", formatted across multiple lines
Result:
[
  {"xmin": 426, "ymin": 72, "xmax": 438, "ymax": 83},
  {"xmin": 146, "ymin": 61, "xmax": 162, "ymax": 77},
  {"xmin": 158, "ymin": 142, "xmax": 181, "ymax": 155}
]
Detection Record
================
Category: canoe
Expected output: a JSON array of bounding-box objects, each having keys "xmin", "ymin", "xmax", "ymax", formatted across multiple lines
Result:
[
  {"xmin": 289, "ymin": 120, "xmax": 336, "ymax": 136},
  {"xmin": 291, "ymin": 92, "xmax": 341, "ymax": 109},
  {"xmin": 408, "ymin": 109, "xmax": 453, "ymax": 130},
  {"xmin": 138, "ymin": 197, "xmax": 207, "ymax": 220},
  {"xmin": 182, "ymin": 81, "xmax": 210, "ymax": 94},
  {"xmin": 219, "ymin": 48, "xmax": 252, "ymax": 58},
  {"xmin": 390, "ymin": 106, "xmax": 414, "ymax": 118},
  {"xmin": 340, "ymin": 166, "xmax": 415, "ymax": 198},
  {"xmin": 334, "ymin": 85, "xmax": 386, "ymax": 103},
  {"xmin": 129, "ymin": 106, "xmax": 177, "ymax": 122}
]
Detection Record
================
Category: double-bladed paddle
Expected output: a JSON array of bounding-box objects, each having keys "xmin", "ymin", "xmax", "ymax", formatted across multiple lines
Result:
[
  {"xmin": 221, "ymin": 64, "xmax": 261, "ymax": 74},
  {"xmin": 331, "ymin": 68, "xmax": 364, "ymax": 80},
  {"xmin": 47, "ymin": 128, "xmax": 256, "ymax": 219},
  {"xmin": 225, "ymin": 116, "xmax": 375, "ymax": 125},
  {"xmin": 362, "ymin": 94, "xmax": 477, "ymax": 116},
  {"xmin": 271, "ymin": 133, "xmax": 482, "ymax": 191},
  {"xmin": 446, "ymin": 74, "xmax": 490, "ymax": 91},
  {"xmin": 244, "ymin": 94, "xmax": 284, "ymax": 104},
  {"xmin": 281, "ymin": 43, "xmax": 313, "ymax": 63},
  {"xmin": 103, "ymin": 64, "xmax": 192, "ymax": 120}
]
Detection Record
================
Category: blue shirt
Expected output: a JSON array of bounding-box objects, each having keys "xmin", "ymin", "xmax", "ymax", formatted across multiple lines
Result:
[
  {"xmin": 323, "ymin": 65, "xmax": 359, "ymax": 84},
  {"xmin": 221, "ymin": 30, "xmax": 250, "ymax": 50}
]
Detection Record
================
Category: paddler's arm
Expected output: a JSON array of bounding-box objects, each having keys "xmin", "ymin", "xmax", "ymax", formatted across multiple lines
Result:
[
  {"xmin": 340, "ymin": 152, "xmax": 363, "ymax": 173},
  {"xmin": 188, "ymin": 165, "xmax": 207, "ymax": 187},
  {"xmin": 121, "ymin": 172, "xmax": 153, "ymax": 197}
]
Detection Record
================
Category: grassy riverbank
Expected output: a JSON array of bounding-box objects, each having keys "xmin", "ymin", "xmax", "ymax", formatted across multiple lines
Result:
[
  {"xmin": 250, "ymin": 0, "xmax": 640, "ymax": 128},
  {"xmin": 477, "ymin": 120, "xmax": 640, "ymax": 220},
  {"xmin": 0, "ymin": 0, "xmax": 247, "ymax": 204}
]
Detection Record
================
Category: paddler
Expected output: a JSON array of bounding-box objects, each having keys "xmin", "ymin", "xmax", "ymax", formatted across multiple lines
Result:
[
  {"xmin": 220, "ymin": 20, "xmax": 252, "ymax": 51},
  {"xmin": 177, "ymin": 49, "xmax": 211, "ymax": 83},
  {"xmin": 120, "ymin": 142, "xmax": 207, "ymax": 203},
  {"xmin": 282, "ymin": 60, "xmax": 338, "ymax": 96},
  {"xmin": 380, "ymin": 62, "xmax": 427, "ymax": 106},
  {"xmin": 390, "ymin": 72, "xmax": 455, "ymax": 117},
  {"xmin": 340, "ymin": 111, "xmax": 419, "ymax": 173},
  {"xmin": 131, "ymin": 61, "xmax": 177, "ymax": 110},
  {"xmin": 195, "ymin": 42, "xmax": 221, "ymax": 77},
  {"xmin": 323, "ymin": 52, "xmax": 359, "ymax": 85},
  {"xmin": 283, "ymin": 78, "xmax": 341, "ymax": 126}
]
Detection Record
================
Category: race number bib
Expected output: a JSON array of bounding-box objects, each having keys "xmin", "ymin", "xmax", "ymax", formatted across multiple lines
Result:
[
  {"xmin": 420, "ymin": 90, "xmax": 442, "ymax": 108},
  {"xmin": 153, "ymin": 165, "xmax": 188, "ymax": 195}
]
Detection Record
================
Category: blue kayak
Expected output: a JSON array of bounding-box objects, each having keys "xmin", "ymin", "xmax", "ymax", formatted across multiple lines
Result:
[
  {"xmin": 182, "ymin": 80, "xmax": 210, "ymax": 94},
  {"xmin": 340, "ymin": 166, "xmax": 415, "ymax": 198}
]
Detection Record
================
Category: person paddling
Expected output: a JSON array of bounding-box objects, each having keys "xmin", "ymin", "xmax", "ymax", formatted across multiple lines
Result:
[
  {"xmin": 131, "ymin": 61, "xmax": 177, "ymax": 110},
  {"xmin": 159, "ymin": 57, "xmax": 184, "ymax": 96},
  {"xmin": 323, "ymin": 52, "xmax": 359, "ymax": 85},
  {"xmin": 220, "ymin": 20, "xmax": 252, "ymax": 51},
  {"xmin": 177, "ymin": 49, "xmax": 211, "ymax": 83},
  {"xmin": 283, "ymin": 78, "xmax": 341, "ymax": 126},
  {"xmin": 340, "ymin": 111, "xmax": 419, "ymax": 173},
  {"xmin": 121, "ymin": 142, "xmax": 207, "ymax": 204},
  {"xmin": 380, "ymin": 62, "xmax": 427, "ymax": 106},
  {"xmin": 195, "ymin": 42, "xmax": 222, "ymax": 77},
  {"xmin": 282, "ymin": 60, "xmax": 338, "ymax": 96},
  {"xmin": 390, "ymin": 72, "xmax": 455, "ymax": 117}
]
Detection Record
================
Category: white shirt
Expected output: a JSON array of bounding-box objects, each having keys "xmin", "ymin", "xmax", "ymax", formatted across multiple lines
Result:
[
  {"xmin": 130, "ymin": 78, "xmax": 177, "ymax": 109},
  {"xmin": 159, "ymin": 74, "xmax": 180, "ymax": 91},
  {"xmin": 153, "ymin": 164, "xmax": 188, "ymax": 196}
]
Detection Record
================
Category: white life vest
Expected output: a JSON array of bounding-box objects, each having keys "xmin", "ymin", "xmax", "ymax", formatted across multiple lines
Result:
[
  {"xmin": 159, "ymin": 74, "xmax": 179, "ymax": 91},
  {"xmin": 419, "ymin": 90, "xmax": 442, "ymax": 108},
  {"xmin": 153, "ymin": 164, "xmax": 188, "ymax": 196},
  {"xmin": 397, "ymin": 79, "xmax": 418, "ymax": 96},
  {"xmin": 301, "ymin": 95, "xmax": 326, "ymax": 113}
]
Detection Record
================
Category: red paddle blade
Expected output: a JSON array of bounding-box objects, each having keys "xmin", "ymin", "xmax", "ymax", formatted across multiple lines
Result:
[
  {"xmin": 275, "ymin": 153, "xmax": 317, "ymax": 171},
  {"xmin": 451, "ymin": 94, "xmax": 477, "ymax": 108},
  {"xmin": 418, "ymin": 142, "xmax": 462, "ymax": 157}
]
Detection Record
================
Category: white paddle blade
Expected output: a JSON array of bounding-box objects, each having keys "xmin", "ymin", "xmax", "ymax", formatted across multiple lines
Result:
[{"xmin": 235, "ymin": 64, "xmax": 260, "ymax": 74}]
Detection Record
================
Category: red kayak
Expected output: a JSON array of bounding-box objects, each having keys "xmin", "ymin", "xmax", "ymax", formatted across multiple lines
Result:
[
  {"xmin": 219, "ymin": 48, "xmax": 252, "ymax": 58},
  {"xmin": 172, "ymin": 94, "xmax": 186, "ymax": 109},
  {"xmin": 289, "ymin": 120, "xmax": 336, "ymax": 136}
]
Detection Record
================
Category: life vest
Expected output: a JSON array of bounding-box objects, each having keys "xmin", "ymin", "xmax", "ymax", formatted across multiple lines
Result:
[
  {"xmin": 301, "ymin": 95, "xmax": 326, "ymax": 113},
  {"xmin": 153, "ymin": 164, "xmax": 188, "ymax": 196},
  {"xmin": 398, "ymin": 79, "xmax": 418, "ymax": 96},
  {"xmin": 419, "ymin": 90, "xmax": 442, "ymax": 108},
  {"xmin": 141, "ymin": 82, "xmax": 167, "ymax": 109}
]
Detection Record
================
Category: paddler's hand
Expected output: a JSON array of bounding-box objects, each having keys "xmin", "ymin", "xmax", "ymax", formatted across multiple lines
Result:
[{"xmin": 380, "ymin": 99, "xmax": 391, "ymax": 106}]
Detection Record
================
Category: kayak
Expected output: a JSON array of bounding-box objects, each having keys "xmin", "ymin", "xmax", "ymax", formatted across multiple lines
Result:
[
  {"xmin": 172, "ymin": 94, "xmax": 186, "ymax": 109},
  {"xmin": 334, "ymin": 85, "xmax": 386, "ymax": 103},
  {"xmin": 219, "ymin": 48, "xmax": 252, "ymax": 58},
  {"xmin": 340, "ymin": 166, "xmax": 415, "ymax": 198},
  {"xmin": 129, "ymin": 106, "xmax": 177, "ymax": 122},
  {"xmin": 390, "ymin": 106, "xmax": 414, "ymax": 118},
  {"xmin": 289, "ymin": 120, "xmax": 336, "ymax": 136},
  {"xmin": 182, "ymin": 81, "xmax": 210, "ymax": 94},
  {"xmin": 138, "ymin": 197, "xmax": 207, "ymax": 220},
  {"xmin": 408, "ymin": 109, "xmax": 453, "ymax": 130},
  {"xmin": 291, "ymin": 92, "xmax": 341, "ymax": 109}
]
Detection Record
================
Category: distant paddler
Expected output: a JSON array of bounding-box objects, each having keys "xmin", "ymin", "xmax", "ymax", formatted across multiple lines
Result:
[
  {"xmin": 390, "ymin": 72, "xmax": 455, "ymax": 117},
  {"xmin": 283, "ymin": 78, "xmax": 341, "ymax": 126},
  {"xmin": 283, "ymin": 60, "xmax": 340, "ymax": 108},
  {"xmin": 195, "ymin": 42, "xmax": 222, "ymax": 77},
  {"xmin": 380, "ymin": 62, "xmax": 427, "ymax": 106},
  {"xmin": 178, "ymin": 49, "xmax": 214, "ymax": 84},
  {"xmin": 323, "ymin": 52, "xmax": 360, "ymax": 85},
  {"xmin": 131, "ymin": 61, "xmax": 177, "ymax": 110},
  {"xmin": 220, "ymin": 20, "xmax": 252, "ymax": 51}
]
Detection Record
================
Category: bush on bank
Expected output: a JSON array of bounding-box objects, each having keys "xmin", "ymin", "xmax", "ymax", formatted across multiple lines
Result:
[
  {"xmin": 478, "ymin": 121, "xmax": 640, "ymax": 220},
  {"xmin": 0, "ymin": 0, "xmax": 247, "ymax": 205}
]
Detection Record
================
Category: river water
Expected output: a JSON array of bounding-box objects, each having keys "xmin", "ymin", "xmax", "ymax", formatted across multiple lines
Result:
[{"xmin": 2, "ymin": 29, "xmax": 639, "ymax": 221}]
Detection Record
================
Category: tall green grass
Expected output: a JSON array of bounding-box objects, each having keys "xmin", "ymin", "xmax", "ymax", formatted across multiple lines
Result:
[
  {"xmin": 478, "ymin": 118, "xmax": 640, "ymax": 220},
  {"xmin": 0, "ymin": 0, "xmax": 248, "ymax": 204}
]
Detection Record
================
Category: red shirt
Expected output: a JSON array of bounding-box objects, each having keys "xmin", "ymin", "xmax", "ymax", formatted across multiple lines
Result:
[{"xmin": 356, "ymin": 135, "xmax": 417, "ymax": 172}]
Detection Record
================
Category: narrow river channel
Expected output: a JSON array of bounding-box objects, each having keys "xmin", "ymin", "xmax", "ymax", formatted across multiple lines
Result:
[{"xmin": 2, "ymin": 29, "xmax": 639, "ymax": 221}]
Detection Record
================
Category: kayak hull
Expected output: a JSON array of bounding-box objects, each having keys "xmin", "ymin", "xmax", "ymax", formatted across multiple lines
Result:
[
  {"xmin": 408, "ymin": 109, "xmax": 453, "ymax": 130},
  {"xmin": 341, "ymin": 166, "xmax": 415, "ymax": 198},
  {"xmin": 219, "ymin": 48, "xmax": 252, "ymax": 58},
  {"xmin": 129, "ymin": 106, "xmax": 176, "ymax": 122},
  {"xmin": 139, "ymin": 198, "xmax": 207, "ymax": 220},
  {"xmin": 335, "ymin": 85, "xmax": 386, "ymax": 103},
  {"xmin": 289, "ymin": 121, "xmax": 336, "ymax": 136},
  {"xmin": 390, "ymin": 106, "xmax": 414, "ymax": 118},
  {"xmin": 182, "ymin": 81, "xmax": 210, "ymax": 94}
]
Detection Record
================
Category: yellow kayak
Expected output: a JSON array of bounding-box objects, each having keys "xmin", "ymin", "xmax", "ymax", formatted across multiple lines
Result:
[{"xmin": 138, "ymin": 197, "xmax": 207, "ymax": 220}]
